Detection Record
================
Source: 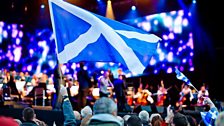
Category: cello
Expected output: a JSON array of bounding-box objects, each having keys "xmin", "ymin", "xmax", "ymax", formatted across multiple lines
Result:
[{"xmin": 135, "ymin": 79, "xmax": 154, "ymax": 106}]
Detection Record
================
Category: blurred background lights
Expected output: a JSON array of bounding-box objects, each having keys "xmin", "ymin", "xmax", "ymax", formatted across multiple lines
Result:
[
  {"xmin": 131, "ymin": 6, "xmax": 136, "ymax": 11},
  {"xmin": 192, "ymin": 0, "xmax": 196, "ymax": 4},
  {"xmin": 41, "ymin": 4, "xmax": 45, "ymax": 9},
  {"xmin": 0, "ymin": 8, "xmax": 194, "ymax": 76},
  {"xmin": 27, "ymin": 65, "xmax": 32, "ymax": 72},
  {"xmin": 153, "ymin": 20, "xmax": 158, "ymax": 25},
  {"xmin": 13, "ymin": 47, "xmax": 22, "ymax": 62}
]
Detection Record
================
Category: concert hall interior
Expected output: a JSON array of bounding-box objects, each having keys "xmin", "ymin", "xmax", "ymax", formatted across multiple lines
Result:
[{"xmin": 0, "ymin": 0, "xmax": 224, "ymax": 126}]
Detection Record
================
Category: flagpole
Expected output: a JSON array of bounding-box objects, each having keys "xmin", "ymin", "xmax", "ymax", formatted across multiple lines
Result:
[
  {"xmin": 52, "ymin": 59, "xmax": 64, "ymax": 110},
  {"xmin": 57, "ymin": 62, "xmax": 64, "ymax": 106},
  {"xmin": 190, "ymin": 84, "xmax": 198, "ymax": 93}
]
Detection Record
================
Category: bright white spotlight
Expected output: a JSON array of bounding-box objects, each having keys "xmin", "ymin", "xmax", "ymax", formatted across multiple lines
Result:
[
  {"xmin": 192, "ymin": 0, "xmax": 196, "ymax": 4},
  {"xmin": 131, "ymin": 6, "xmax": 136, "ymax": 11},
  {"xmin": 41, "ymin": 4, "xmax": 45, "ymax": 9}
]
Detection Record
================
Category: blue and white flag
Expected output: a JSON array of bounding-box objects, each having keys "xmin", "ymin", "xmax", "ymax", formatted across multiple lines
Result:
[
  {"xmin": 48, "ymin": 0, "xmax": 161, "ymax": 75},
  {"xmin": 200, "ymin": 107, "xmax": 219, "ymax": 126},
  {"xmin": 175, "ymin": 68, "xmax": 193, "ymax": 86}
]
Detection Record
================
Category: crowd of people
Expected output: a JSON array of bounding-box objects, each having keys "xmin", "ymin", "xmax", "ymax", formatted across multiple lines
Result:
[
  {"xmin": 0, "ymin": 84, "xmax": 223, "ymax": 126},
  {"xmin": 0, "ymin": 63, "xmax": 223, "ymax": 126}
]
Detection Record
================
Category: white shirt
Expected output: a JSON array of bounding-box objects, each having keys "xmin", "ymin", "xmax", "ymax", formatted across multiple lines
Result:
[{"xmin": 98, "ymin": 76, "xmax": 113, "ymax": 94}]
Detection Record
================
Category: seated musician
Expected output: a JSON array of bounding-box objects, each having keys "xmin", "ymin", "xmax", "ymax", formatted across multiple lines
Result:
[
  {"xmin": 3, "ymin": 71, "xmax": 21, "ymax": 100},
  {"xmin": 26, "ymin": 73, "xmax": 47, "ymax": 98},
  {"xmin": 133, "ymin": 83, "xmax": 154, "ymax": 106},
  {"xmin": 156, "ymin": 82, "xmax": 168, "ymax": 106},
  {"xmin": 178, "ymin": 83, "xmax": 194, "ymax": 108},
  {"xmin": 197, "ymin": 84, "xmax": 209, "ymax": 105}
]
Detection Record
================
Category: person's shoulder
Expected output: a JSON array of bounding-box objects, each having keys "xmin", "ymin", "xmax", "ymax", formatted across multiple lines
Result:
[{"xmin": 21, "ymin": 121, "xmax": 38, "ymax": 126}]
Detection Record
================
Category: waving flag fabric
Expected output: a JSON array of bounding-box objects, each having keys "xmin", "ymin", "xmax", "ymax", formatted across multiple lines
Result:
[
  {"xmin": 175, "ymin": 68, "xmax": 193, "ymax": 86},
  {"xmin": 48, "ymin": 0, "xmax": 161, "ymax": 75},
  {"xmin": 200, "ymin": 107, "xmax": 219, "ymax": 126}
]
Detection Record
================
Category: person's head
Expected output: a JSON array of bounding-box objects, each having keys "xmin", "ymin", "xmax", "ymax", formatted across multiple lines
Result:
[
  {"xmin": 150, "ymin": 113, "xmax": 163, "ymax": 126},
  {"xmin": 19, "ymin": 72, "xmax": 24, "ymax": 77},
  {"xmin": 6, "ymin": 71, "xmax": 10, "ymax": 76},
  {"xmin": 22, "ymin": 107, "xmax": 36, "ymax": 121},
  {"xmin": 117, "ymin": 68, "xmax": 123, "ymax": 75},
  {"xmin": 152, "ymin": 119, "xmax": 163, "ymax": 126},
  {"xmin": 139, "ymin": 110, "xmax": 149, "ymax": 123},
  {"xmin": 172, "ymin": 112, "xmax": 189, "ymax": 126},
  {"xmin": 159, "ymin": 86, "xmax": 163, "ymax": 91},
  {"xmin": 123, "ymin": 114, "xmax": 131, "ymax": 122},
  {"xmin": 67, "ymin": 77, "xmax": 74, "ymax": 87},
  {"xmin": 149, "ymin": 113, "xmax": 162, "ymax": 123},
  {"xmin": 107, "ymin": 69, "xmax": 112, "ymax": 73},
  {"xmin": 201, "ymin": 85, "xmax": 206, "ymax": 91},
  {"xmin": 103, "ymin": 71, "xmax": 110, "ymax": 78},
  {"xmin": 73, "ymin": 111, "xmax": 81, "ymax": 120},
  {"xmin": 127, "ymin": 115, "xmax": 143, "ymax": 126},
  {"xmin": 79, "ymin": 62, "xmax": 85, "ymax": 69},
  {"xmin": 81, "ymin": 106, "xmax": 93, "ymax": 118},
  {"xmin": 93, "ymin": 97, "xmax": 117, "ymax": 116},
  {"xmin": 184, "ymin": 84, "xmax": 189, "ymax": 89}
]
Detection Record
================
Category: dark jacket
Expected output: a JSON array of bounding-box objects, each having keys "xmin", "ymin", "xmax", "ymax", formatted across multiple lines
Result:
[
  {"xmin": 77, "ymin": 68, "xmax": 90, "ymax": 90},
  {"xmin": 20, "ymin": 121, "xmax": 38, "ymax": 126},
  {"xmin": 88, "ymin": 114, "xmax": 122, "ymax": 126}
]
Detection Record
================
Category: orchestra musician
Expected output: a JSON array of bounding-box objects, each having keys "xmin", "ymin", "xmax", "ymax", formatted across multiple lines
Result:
[
  {"xmin": 156, "ymin": 80, "xmax": 168, "ymax": 106},
  {"xmin": 25, "ymin": 73, "xmax": 48, "ymax": 101},
  {"xmin": 197, "ymin": 84, "xmax": 209, "ymax": 105},
  {"xmin": 3, "ymin": 71, "xmax": 21, "ymax": 100},
  {"xmin": 66, "ymin": 76, "xmax": 77, "ymax": 110},
  {"xmin": 178, "ymin": 83, "xmax": 194, "ymax": 108},
  {"xmin": 133, "ymin": 82, "xmax": 154, "ymax": 106}
]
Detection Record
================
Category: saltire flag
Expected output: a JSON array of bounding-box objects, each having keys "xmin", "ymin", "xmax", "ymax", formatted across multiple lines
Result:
[
  {"xmin": 200, "ymin": 107, "xmax": 219, "ymax": 126},
  {"xmin": 174, "ymin": 68, "xmax": 193, "ymax": 87},
  {"xmin": 48, "ymin": 0, "xmax": 162, "ymax": 75}
]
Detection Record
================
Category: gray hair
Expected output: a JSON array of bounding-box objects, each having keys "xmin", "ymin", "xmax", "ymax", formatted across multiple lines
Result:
[
  {"xmin": 93, "ymin": 97, "xmax": 117, "ymax": 115},
  {"xmin": 81, "ymin": 105, "xmax": 93, "ymax": 118},
  {"xmin": 139, "ymin": 110, "xmax": 149, "ymax": 122}
]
